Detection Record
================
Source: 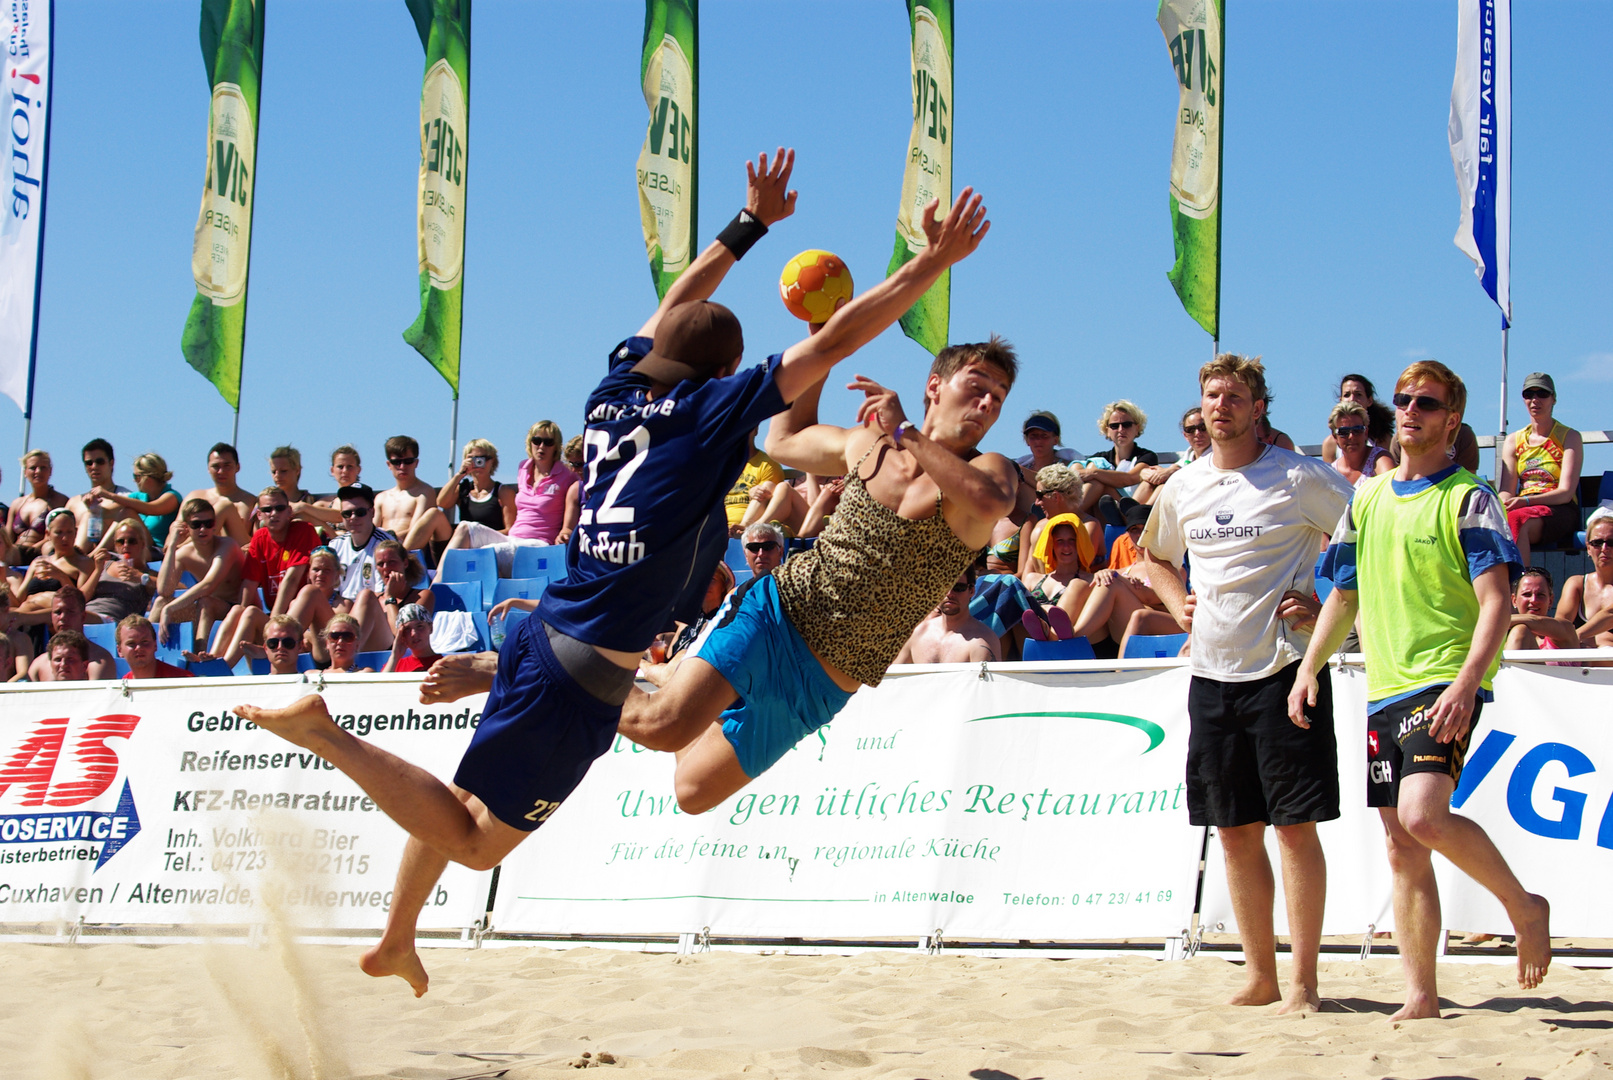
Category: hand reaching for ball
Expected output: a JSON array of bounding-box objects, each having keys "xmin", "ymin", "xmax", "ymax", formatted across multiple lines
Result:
[{"xmin": 746, "ymin": 148, "xmax": 797, "ymax": 227}]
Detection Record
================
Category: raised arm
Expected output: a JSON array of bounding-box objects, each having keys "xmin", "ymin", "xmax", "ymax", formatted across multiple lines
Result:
[
  {"xmin": 772, "ymin": 188, "xmax": 989, "ymax": 406},
  {"xmin": 636, "ymin": 149, "xmax": 797, "ymax": 341}
]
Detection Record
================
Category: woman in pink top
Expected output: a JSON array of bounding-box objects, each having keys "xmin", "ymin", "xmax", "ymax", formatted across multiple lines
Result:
[{"xmin": 511, "ymin": 420, "xmax": 580, "ymax": 545}]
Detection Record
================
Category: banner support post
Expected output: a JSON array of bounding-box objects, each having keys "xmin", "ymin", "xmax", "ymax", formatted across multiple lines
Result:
[
  {"xmin": 16, "ymin": 0, "xmax": 55, "ymax": 495},
  {"xmin": 1496, "ymin": 323, "xmax": 1508, "ymax": 479},
  {"xmin": 448, "ymin": 394, "xmax": 459, "ymax": 475}
]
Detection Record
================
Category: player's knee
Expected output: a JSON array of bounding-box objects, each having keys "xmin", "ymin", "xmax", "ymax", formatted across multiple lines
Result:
[
  {"xmin": 674, "ymin": 774, "xmax": 719, "ymax": 816},
  {"xmin": 1398, "ymin": 803, "xmax": 1450, "ymax": 847}
]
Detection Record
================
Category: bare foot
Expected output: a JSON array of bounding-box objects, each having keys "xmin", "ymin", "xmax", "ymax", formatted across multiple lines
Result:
[
  {"xmin": 419, "ymin": 652, "xmax": 497, "ymax": 704},
  {"xmin": 360, "ymin": 939, "xmax": 430, "ymax": 997},
  {"xmin": 1389, "ymin": 992, "xmax": 1441, "ymax": 1021},
  {"xmin": 1276, "ymin": 985, "xmax": 1320, "ymax": 1014},
  {"xmin": 233, "ymin": 695, "xmax": 339, "ymax": 752},
  {"xmin": 1460, "ymin": 931, "xmax": 1496, "ymax": 945},
  {"xmin": 1226, "ymin": 977, "xmax": 1282, "ymax": 1006},
  {"xmin": 1511, "ymin": 893, "xmax": 1551, "ymax": 990}
]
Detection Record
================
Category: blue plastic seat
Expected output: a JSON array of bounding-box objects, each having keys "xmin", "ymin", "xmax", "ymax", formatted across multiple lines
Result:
[
  {"xmin": 430, "ymin": 580, "xmax": 482, "ymax": 612},
  {"xmin": 155, "ymin": 622, "xmax": 193, "ymax": 666},
  {"xmin": 1122, "ymin": 633, "xmax": 1190, "ymax": 659},
  {"xmin": 1102, "ymin": 524, "xmax": 1126, "ymax": 558},
  {"xmin": 437, "ymin": 548, "xmax": 498, "ymax": 605},
  {"xmin": 186, "ymin": 658, "xmax": 234, "ymax": 677},
  {"xmin": 82, "ymin": 621, "xmax": 117, "ymax": 655},
  {"xmin": 355, "ymin": 650, "xmax": 392, "ymax": 671},
  {"xmin": 246, "ymin": 657, "xmax": 271, "ymax": 676},
  {"xmin": 296, "ymin": 653, "xmax": 318, "ymax": 672},
  {"xmin": 510, "ymin": 544, "xmax": 568, "ymax": 584},
  {"xmin": 723, "ymin": 537, "xmax": 750, "ymax": 577},
  {"xmin": 1022, "ymin": 637, "xmax": 1097, "ymax": 661},
  {"xmin": 502, "ymin": 606, "xmax": 532, "ymax": 638},
  {"xmin": 492, "ymin": 577, "xmax": 547, "ymax": 606}
]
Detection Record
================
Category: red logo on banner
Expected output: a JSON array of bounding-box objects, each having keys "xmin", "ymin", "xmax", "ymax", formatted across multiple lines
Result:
[{"xmin": 0, "ymin": 715, "xmax": 141, "ymax": 807}]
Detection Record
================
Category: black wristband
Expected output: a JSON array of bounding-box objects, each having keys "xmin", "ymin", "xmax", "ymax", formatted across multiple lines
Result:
[{"xmin": 716, "ymin": 209, "xmax": 768, "ymax": 259}]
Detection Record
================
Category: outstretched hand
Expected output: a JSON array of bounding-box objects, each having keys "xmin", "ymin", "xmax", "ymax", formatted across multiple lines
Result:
[
  {"xmin": 850, "ymin": 376, "xmax": 909, "ymax": 437},
  {"xmin": 746, "ymin": 148, "xmax": 798, "ymax": 227},
  {"xmin": 919, "ymin": 186, "xmax": 990, "ymax": 267}
]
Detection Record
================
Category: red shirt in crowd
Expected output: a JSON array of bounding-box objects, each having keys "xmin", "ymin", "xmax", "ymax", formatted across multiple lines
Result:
[
  {"xmin": 395, "ymin": 654, "xmax": 439, "ymax": 673},
  {"xmin": 245, "ymin": 521, "xmax": 320, "ymax": 609},
  {"xmin": 126, "ymin": 659, "xmax": 194, "ymax": 680}
]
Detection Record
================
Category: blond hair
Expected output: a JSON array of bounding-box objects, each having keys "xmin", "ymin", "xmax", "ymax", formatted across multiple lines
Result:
[
  {"xmin": 1199, "ymin": 353, "xmax": 1270, "ymax": 406},
  {"xmin": 463, "ymin": 438, "xmax": 499, "ymax": 475},
  {"xmin": 1097, "ymin": 399, "xmax": 1149, "ymax": 439},
  {"xmin": 1328, "ymin": 402, "xmax": 1368, "ymax": 429},
  {"xmin": 1035, "ymin": 463, "xmax": 1083, "ymax": 502},
  {"xmin": 132, "ymin": 452, "xmax": 172, "ymax": 484}
]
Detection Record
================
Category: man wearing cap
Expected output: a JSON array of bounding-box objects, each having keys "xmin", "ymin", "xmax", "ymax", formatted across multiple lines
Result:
[{"xmin": 234, "ymin": 151, "xmax": 992, "ymax": 997}]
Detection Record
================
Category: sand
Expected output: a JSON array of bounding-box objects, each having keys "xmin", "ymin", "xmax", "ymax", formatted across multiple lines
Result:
[{"xmin": 2, "ymin": 941, "xmax": 1610, "ymax": 1079}]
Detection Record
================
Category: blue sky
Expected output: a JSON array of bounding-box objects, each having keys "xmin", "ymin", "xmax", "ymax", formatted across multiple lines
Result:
[{"xmin": 6, "ymin": 1, "xmax": 1609, "ymax": 500}]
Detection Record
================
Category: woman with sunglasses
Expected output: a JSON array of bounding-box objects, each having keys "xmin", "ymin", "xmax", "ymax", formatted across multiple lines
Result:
[
  {"xmin": 85, "ymin": 518, "xmax": 157, "ymax": 623},
  {"xmin": 151, "ymin": 497, "xmax": 245, "ymax": 647},
  {"xmin": 321, "ymin": 612, "xmax": 373, "ymax": 673},
  {"xmin": 1077, "ymin": 400, "xmax": 1158, "ymax": 515},
  {"xmin": 1499, "ymin": 372, "xmax": 1582, "ymax": 568},
  {"xmin": 1321, "ymin": 375, "xmax": 1397, "ymax": 464},
  {"xmin": 1327, "ymin": 402, "xmax": 1394, "ymax": 488},
  {"xmin": 511, "ymin": 421, "xmax": 579, "ymax": 546},
  {"xmin": 1554, "ymin": 509, "xmax": 1613, "ymax": 651},
  {"xmin": 86, "ymin": 453, "xmax": 181, "ymax": 553},
  {"xmin": 287, "ymin": 547, "xmax": 347, "ymax": 664},
  {"xmin": 1018, "ymin": 463, "xmax": 1104, "ymax": 577},
  {"xmin": 5, "ymin": 449, "xmax": 68, "ymax": 563},
  {"xmin": 11, "ymin": 508, "xmax": 101, "ymax": 616},
  {"xmin": 1135, "ymin": 407, "xmax": 1211, "ymax": 505}
]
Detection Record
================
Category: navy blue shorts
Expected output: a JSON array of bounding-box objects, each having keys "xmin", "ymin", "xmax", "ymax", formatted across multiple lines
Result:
[
  {"xmin": 696, "ymin": 574, "xmax": 854, "ymax": 779},
  {"xmin": 453, "ymin": 615, "xmax": 622, "ymax": 831}
]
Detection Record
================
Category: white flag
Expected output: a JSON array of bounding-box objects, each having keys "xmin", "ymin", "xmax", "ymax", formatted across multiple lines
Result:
[
  {"xmin": 1448, "ymin": 0, "xmax": 1510, "ymax": 326},
  {"xmin": 0, "ymin": 0, "xmax": 52, "ymax": 413}
]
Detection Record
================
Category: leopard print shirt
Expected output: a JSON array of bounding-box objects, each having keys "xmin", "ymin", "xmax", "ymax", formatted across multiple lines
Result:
[{"xmin": 774, "ymin": 443, "xmax": 981, "ymax": 687}]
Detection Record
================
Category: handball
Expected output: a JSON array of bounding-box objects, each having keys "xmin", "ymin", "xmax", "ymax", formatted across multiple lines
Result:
[{"xmin": 779, "ymin": 249, "xmax": 853, "ymax": 323}]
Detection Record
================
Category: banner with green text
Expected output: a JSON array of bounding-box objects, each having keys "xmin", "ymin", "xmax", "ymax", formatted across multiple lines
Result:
[
  {"xmin": 180, "ymin": 0, "xmax": 264, "ymax": 411},
  {"xmin": 496, "ymin": 667, "xmax": 1204, "ymax": 942},
  {"xmin": 1157, "ymin": 0, "xmax": 1222, "ymax": 339},
  {"xmin": 888, "ymin": 0, "xmax": 952, "ymax": 355},
  {"xmin": 636, "ymin": 0, "xmax": 697, "ymax": 300},
  {"xmin": 402, "ymin": 0, "xmax": 470, "ymax": 394}
]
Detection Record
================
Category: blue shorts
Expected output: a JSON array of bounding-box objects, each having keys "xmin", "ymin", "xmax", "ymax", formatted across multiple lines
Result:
[
  {"xmin": 696, "ymin": 574, "xmax": 855, "ymax": 779},
  {"xmin": 454, "ymin": 615, "xmax": 622, "ymax": 831}
]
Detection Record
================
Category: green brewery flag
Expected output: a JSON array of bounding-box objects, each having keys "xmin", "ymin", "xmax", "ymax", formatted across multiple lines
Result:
[
  {"xmin": 403, "ymin": 0, "xmax": 470, "ymax": 393},
  {"xmin": 1158, "ymin": 0, "xmax": 1223, "ymax": 339},
  {"xmin": 180, "ymin": 0, "xmax": 264, "ymax": 410},
  {"xmin": 636, "ymin": 0, "xmax": 697, "ymax": 299},
  {"xmin": 888, "ymin": 0, "xmax": 952, "ymax": 356}
]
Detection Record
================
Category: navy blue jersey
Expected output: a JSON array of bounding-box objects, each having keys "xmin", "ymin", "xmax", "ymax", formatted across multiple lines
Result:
[{"xmin": 539, "ymin": 335, "xmax": 787, "ymax": 651}]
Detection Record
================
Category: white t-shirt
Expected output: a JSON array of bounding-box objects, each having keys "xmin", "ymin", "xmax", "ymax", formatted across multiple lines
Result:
[
  {"xmin": 1140, "ymin": 445, "xmax": 1352, "ymax": 682},
  {"xmin": 330, "ymin": 527, "xmax": 396, "ymax": 600}
]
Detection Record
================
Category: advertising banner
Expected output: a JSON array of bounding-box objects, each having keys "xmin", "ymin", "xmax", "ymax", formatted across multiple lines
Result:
[
  {"xmin": 1449, "ymin": 0, "xmax": 1510, "ymax": 325},
  {"xmin": 494, "ymin": 667, "xmax": 1204, "ymax": 942},
  {"xmin": 0, "ymin": 0, "xmax": 52, "ymax": 415},
  {"xmin": 402, "ymin": 0, "xmax": 470, "ymax": 393},
  {"xmin": 180, "ymin": 0, "xmax": 264, "ymax": 411},
  {"xmin": 636, "ymin": 0, "xmax": 697, "ymax": 300},
  {"xmin": 887, "ymin": 0, "xmax": 952, "ymax": 355},
  {"xmin": 0, "ymin": 677, "xmax": 491, "ymax": 929},
  {"xmin": 1156, "ymin": 0, "xmax": 1222, "ymax": 339},
  {"xmin": 1198, "ymin": 664, "xmax": 1613, "ymax": 939}
]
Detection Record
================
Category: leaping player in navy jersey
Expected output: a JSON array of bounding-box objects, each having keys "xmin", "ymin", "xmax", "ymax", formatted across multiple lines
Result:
[{"xmin": 234, "ymin": 150, "xmax": 991, "ymax": 995}]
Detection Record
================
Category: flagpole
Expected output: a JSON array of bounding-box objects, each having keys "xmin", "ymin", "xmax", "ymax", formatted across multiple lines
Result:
[
  {"xmin": 448, "ymin": 394, "xmax": 459, "ymax": 474},
  {"xmin": 18, "ymin": 0, "xmax": 56, "ymax": 496},
  {"xmin": 1496, "ymin": 323, "xmax": 1509, "ymax": 479}
]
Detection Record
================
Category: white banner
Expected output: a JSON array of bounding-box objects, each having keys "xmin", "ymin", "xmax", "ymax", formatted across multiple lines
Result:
[
  {"xmin": 1199, "ymin": 663, "xmax": 1613, "ymax": 939},
  {"xmin": 0, "ymin": 676, "xmax": 491, "ymax": 929},
  {"xmin": 1449, "ymin": 0, "xmax": 1510, "ymax": 323},
  {"xmin": 0, "ymin": 0, "xmax": 52, "ymax": 413},
  {"xmin": 495, "ymin": 667, "xmax": 1205, "ymax": 942}
]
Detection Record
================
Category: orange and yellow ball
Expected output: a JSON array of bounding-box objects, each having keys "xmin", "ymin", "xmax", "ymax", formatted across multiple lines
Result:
[{"xmin": 779, "ymin": 249, "xmax": 854, "ymax": 324}]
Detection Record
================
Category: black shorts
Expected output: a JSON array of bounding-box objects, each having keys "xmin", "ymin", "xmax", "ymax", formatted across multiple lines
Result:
[
  {"xmin": 1187, "ymin": 662, "xmax": 1339, "ymax": 827},
  {"xmin": 1367, "ymin": 686, "xmax": 1482, "ymax": 808},
  {"xmin": 453, "ymin": 616, "xmax": 623, "ymax": 831}
]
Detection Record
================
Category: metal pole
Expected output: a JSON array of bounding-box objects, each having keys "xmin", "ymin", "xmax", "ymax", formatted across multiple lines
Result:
[
  {"xmin": 1497, "ymin": 324, "xmax": 1509, "ymax": 479},
  {"xmin": 18, "ymin": 0, "xmax": 56, "ymax": 497},
  {"xmin": 449, "ymin": 394, "xmax": 459, "ymax": 474},
  {"xmin": 231, "ymin": 407, "xmax": 240, "ymax": 449}
]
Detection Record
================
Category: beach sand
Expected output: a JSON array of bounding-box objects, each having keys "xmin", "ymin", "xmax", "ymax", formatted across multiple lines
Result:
[{"xmin": 2, "ymin": 941, "xmax": 1610, "ymax": 1079}]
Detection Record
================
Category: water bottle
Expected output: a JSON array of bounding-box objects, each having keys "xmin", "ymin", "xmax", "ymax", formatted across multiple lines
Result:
[
  {"xmin": 489, "ymin": 613, "xmax": 506, "ymax": 649},
  {"xmin": 86, "ymin": 501, "xmax": 104, "ymax": 545}
]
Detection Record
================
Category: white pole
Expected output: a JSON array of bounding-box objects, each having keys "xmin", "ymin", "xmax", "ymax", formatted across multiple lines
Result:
[
  {"xmin": 1496, "ymin": 324, "xmax": 1509, "ymax": 479},
  {"xmin": 448, "ymin": 395, "xmax": 459, "ymax": 475}
]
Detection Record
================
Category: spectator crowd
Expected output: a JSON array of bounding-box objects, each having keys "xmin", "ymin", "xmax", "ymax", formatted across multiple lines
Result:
[{"xmin": 1, "ymin": 364, "xmax": 1606, "ymax": 683}]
